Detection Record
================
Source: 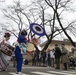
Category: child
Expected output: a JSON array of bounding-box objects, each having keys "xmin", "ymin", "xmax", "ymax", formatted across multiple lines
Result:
[{"xmin": 69, "ymin": 56, "xmax": 75, "ymax": 69}]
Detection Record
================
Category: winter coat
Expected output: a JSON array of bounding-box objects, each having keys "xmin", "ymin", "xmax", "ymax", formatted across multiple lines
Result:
[{"xmin": 61, "ymin": 47, "xmax": 69, "ymax": 63}]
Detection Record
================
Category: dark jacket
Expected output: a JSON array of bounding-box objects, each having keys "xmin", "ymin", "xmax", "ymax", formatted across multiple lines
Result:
[{"xmin": 54, "ymin": 47, "xmax": 61, "ymax": 58}]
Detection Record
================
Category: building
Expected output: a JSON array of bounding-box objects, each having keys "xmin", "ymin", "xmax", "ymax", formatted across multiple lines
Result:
[{"xmin": 41, "ymin": 39, "xmax": 74, "ymax": 52}]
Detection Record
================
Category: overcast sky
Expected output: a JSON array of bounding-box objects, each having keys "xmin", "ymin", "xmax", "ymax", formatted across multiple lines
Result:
[
  {"xmin": 0, "ymin": 0, "xmax": 76, "ymax": 45},
  {"xmin": 0, "ymin": 0, "xmax": 32, "ymax": 45}
]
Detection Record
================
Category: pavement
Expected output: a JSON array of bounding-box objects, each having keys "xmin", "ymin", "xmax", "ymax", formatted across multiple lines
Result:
[{"xmin": 0, "ymin": 63, "xmax": 76, "ymax": 75}]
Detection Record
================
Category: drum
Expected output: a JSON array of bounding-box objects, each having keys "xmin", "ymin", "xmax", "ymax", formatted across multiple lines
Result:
[
  {"xmin": 27, "ymin": 43, "xmax": 35, "ymax": 53},
  {"xmin": 31, "ymin": 38, "xmax": 39, "ymax": 45},
  {"xmin": 0, "ymin": 43, "xmax": 14, "ymax": 56}
]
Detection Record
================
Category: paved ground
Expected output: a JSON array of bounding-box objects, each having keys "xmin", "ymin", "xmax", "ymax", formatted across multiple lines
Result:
[{"xmin": 0, "ymin": 64, "xmax": 76, "ymax": 75}]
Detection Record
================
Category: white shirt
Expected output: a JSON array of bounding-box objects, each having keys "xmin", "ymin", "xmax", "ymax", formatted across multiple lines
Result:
[{"xmin": 50, "ymin": 50, "xmax": 55, "ymax": 58}]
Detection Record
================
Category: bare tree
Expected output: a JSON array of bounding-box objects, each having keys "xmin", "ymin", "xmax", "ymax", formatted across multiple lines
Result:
[
  {"xmin": 1, "ymin": 0, "xmax": 76, "ymax": 51},
  {"xmin": 45, "ymin": 0, "xmax": 76, "ymax": 47},
  {"xmin": 29, "ymin": 0, "xmax": 76, "ymax": 51},
  {"xmin": 1, "ymin": 0, "xmax": 30, "ymax": 38}
]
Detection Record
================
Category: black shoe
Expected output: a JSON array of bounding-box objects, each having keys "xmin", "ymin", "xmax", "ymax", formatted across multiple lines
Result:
[
  {"xmin": 55, "ymin": 67, "xmax": 60, "ymax": 69},
  {"xmin": 63, "ymin": 68, "xmax": 67, "ymax": 70},
  {"xmin": 1, "ymin": 69, "xmax": 7, "ymax": 71}
]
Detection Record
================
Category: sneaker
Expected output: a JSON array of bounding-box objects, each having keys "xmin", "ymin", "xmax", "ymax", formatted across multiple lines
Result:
[{"xmin": 18, "ymin": 72, "xmax": 22, "ymax": 75}]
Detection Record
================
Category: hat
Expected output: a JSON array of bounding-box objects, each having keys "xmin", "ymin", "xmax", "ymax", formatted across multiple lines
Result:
[{"xmin": 4, "ymin": 32, "xmax": 11, "ymax": 37}]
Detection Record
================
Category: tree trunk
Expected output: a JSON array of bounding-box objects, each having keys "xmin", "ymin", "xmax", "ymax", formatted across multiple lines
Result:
[{"xmin": 56, "ymin": 12, "xmax": 75, "ymax": 47}]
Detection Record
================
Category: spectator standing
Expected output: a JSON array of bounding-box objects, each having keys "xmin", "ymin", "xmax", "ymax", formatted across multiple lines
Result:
[
  {"xmin": 38, "ymin": 51, "xmax": 42, "ymax": 66},
  {"xmin": 42, "ymin": 51, "xmax": 46, "ymax": 66},
  {"xmin": 61, "ymin": 44, "xmax": 69, "ymax": 70},
  {"xmin": 50, "ymin": 49, "xmax": 55, "ymax": 67},
  {"xmin": 54, "ymin": 44, "xmax": 61, "ymax": 69},
  {"xmin": 47, "ymin": 51, "xmax": 51, "ymax": 67}
]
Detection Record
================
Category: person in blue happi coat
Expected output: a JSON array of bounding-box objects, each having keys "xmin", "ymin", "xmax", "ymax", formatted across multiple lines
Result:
[{"xmin": 15, "ymin": 30, "xmax": 29, "ymax": 75}]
